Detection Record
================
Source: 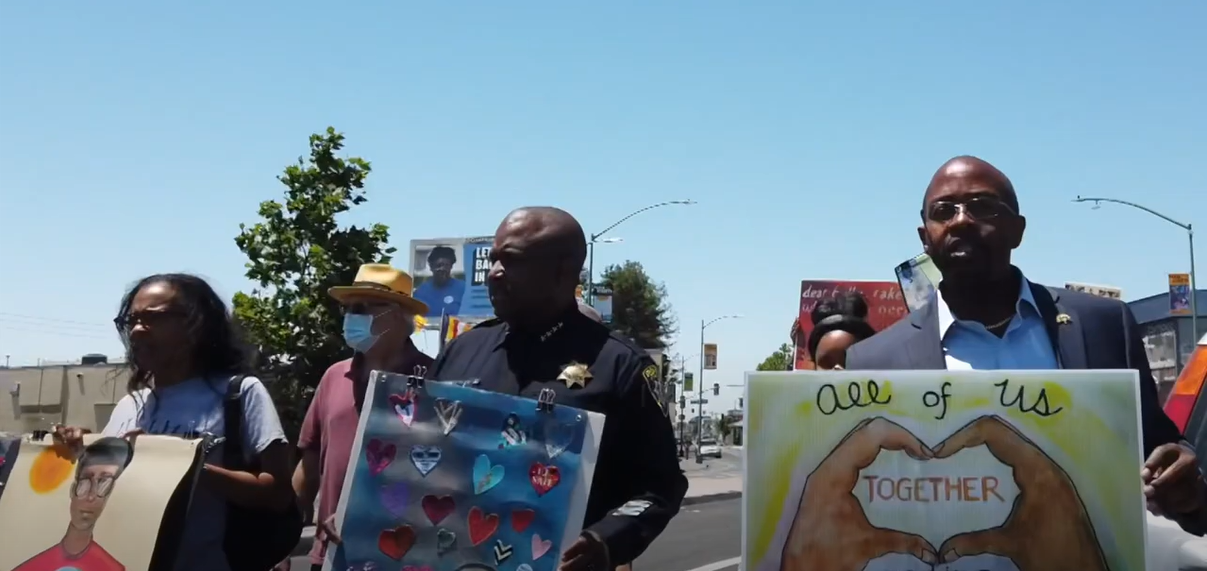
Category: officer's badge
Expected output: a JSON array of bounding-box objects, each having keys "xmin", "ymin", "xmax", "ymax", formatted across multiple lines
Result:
[{"xmin": 558, "ymin": 362, "xmax": 592, "ymax": 389}]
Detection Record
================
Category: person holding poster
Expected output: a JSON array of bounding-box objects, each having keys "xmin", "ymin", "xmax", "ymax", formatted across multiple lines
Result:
[
  {"xmin": 845, "ymin": 156, "xmax": 1206, "ymax": 532},
  {"xmin": 293, "ymin": 263, "xmax": 434, "ymax": 571},
  {"xmin": 428, "ymin": 206, "xmax": 688, "ymax": 571},
  {"xmin": 806, "ymin": 293, "xmax": 876, "ymax": 370},
  {"xmin": 55, "ymin": 273, "xmax": 296, "ymax": 571}
]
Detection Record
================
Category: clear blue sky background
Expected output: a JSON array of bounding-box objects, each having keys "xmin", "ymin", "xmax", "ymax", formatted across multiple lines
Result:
[{"xmin": 2, "ymin": 2, "xmax": 1204, "ymax": 414}]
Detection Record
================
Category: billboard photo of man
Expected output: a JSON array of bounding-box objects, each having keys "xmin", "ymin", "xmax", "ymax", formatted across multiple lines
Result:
[
  {"xmin": 413, "ymin": 245, "xmax": 467, "ymax": 318},
  {"xmin": 15, "ymin": 437, "xmax": 132, "ymax": 571}
]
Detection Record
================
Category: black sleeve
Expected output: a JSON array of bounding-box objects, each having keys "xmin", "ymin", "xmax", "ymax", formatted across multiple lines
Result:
[
  {"xmin": 425, "ymin": 338, "xmax": 454, "ymax": 380},
  {"xmin": 1123, "ymin": 303, "xmax": 1184, "ymax": 456},
  {"xmin": 586, "ymin": 356, "xmax": 688, "ymax": 565}
]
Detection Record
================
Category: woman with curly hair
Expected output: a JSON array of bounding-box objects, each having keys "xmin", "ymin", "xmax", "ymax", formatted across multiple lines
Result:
[{"xmin": 808, "ymin": 292, "xmax": 877, "ymax": 370}]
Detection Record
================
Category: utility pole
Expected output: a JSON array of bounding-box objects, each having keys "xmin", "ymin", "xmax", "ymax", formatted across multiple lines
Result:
[{"xmin": 699, "ymin": 314, "xmax": 741, "ymax": 463}]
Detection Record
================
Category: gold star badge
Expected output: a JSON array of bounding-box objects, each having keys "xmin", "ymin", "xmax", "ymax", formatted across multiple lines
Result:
[
  {"xmin": 1056, "ymin": 313, "xmax": 1072, "ymax": 325},
  {"xmin": 558, "ymin": 362, "xmax": 593, "ymax": 389}
]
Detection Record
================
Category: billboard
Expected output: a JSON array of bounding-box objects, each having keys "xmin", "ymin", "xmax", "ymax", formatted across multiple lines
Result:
[
  {"xmin": 703, "ymin": 344, "xmax": 718, "ymax": 370},
  {"xmin": 409, "ymin": 237, "xmax": 496, "ymax": 324},
  {"xmin": 1170, "ymin": 273, "xmax": 1192, "ymax": 315},
  {"xmin": 1065, "ymin": 282, "xmax": 1123, "ymax": 300},
  {"xmin": 795, "ymin": 280, "xmax": 908, "ymax": 370}
]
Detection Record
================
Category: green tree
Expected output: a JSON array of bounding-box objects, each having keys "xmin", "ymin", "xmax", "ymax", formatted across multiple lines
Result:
[
  {"xmin": 599, "ymin": 260, "xmax": 676, "ymax": 349},
  {"xmin": 757, "ymin": 343, "xmax": 795, "ymax": 371},
  {"xmin": 233, "ymin": 127, "xmax": 395, "ymax": 439}
]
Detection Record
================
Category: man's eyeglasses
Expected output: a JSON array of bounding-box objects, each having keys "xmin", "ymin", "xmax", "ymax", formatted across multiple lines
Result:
[
  {"xmin": 72, "ymin": 474, "xmax": 117, "ymax": 499},
  {"xmin": 925, "ymin": 196, "xmax": 1015, "ymax": 223}
]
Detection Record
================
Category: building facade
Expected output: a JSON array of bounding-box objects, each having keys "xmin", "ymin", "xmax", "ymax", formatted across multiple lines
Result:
[
  {"xmin": 0, "ymin": 358, "xmax": 129, "ymax": 434},
  {"xmin": 1128, "ymin": 289, "xmax": 1207, "ymax": 402}
]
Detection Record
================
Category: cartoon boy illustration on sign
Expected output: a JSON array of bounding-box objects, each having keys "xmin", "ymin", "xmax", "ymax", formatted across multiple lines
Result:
[{"xmin": 15, "ymin": 436, "xmax": 132, "ymax": 571}]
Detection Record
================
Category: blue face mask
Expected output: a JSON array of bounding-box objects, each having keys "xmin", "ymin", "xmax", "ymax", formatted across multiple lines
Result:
[{"xmin": 343, "ymin": 313, "xmax": 380, "ymax": 353}]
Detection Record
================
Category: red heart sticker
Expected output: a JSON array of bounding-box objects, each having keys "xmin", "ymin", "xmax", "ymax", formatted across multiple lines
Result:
[
  {"xmin": 511, "ymin": 508, "xmax": 536, "ymax": 533},
  {"xmin": 422, "ymin": 494, "xmax": 456, "ymax": 525},
  {"xmin": 468, "ymin": 506, "xmax": 500, "ymax": 546},
  {"xmin": 529, "ymin": 463, "xmax": 561, "ymax": 496},
  {"xmin": 377, "ymin": 525, "xmax": 416, "ymax": 561}
]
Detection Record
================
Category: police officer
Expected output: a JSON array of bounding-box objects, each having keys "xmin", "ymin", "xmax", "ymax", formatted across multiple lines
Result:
[{"xmin": 427, "ymin": 206, "xmax": 688, "ymax": 571}]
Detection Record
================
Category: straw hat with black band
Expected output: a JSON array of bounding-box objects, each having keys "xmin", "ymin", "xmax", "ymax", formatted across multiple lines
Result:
[{"xmin": 328, "ymin": 264, "xmax": 430, "ymax": 316}]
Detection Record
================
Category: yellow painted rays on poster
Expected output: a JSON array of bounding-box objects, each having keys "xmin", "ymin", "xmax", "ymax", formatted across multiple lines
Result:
[{"xmin": 29, "ymin": 443, "xmax": 74, "ymax": 494}]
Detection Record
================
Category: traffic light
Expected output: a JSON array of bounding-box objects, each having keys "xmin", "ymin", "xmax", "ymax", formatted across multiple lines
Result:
[
  {"xmin": 712, "ymin": 383, "xmax": 720, "ymax": 396},
  {"xmin": 660, "ymin": 354, "xmax": 671, "ymax": 383},
  {"xmin": 739, "ymin": 397, "xmax": 744, "ymax": 408}
]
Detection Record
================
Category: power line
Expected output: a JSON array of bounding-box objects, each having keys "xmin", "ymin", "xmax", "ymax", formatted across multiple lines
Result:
[{"xmin": 0, "ymin": 312, "xmax": 112, "ymax": 329}]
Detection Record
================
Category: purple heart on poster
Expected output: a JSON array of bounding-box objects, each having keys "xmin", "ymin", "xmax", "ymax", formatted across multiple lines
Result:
[{"xmin": 380, "ymin": 482, "xmax": 409, "ymax": 517}]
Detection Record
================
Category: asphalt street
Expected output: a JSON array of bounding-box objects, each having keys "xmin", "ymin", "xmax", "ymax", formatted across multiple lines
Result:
[{"xmin": 632, "ymin": 497, "xmax": 741, "ymax": 571}]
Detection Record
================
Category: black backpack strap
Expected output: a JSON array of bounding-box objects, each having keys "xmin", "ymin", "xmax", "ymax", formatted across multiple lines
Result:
[{"xmin": 222, "ymin": 376, "xmax": 245, "ymax": 469}]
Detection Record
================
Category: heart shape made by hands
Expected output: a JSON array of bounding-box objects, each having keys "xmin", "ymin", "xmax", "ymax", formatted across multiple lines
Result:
[
  {"xmin": 410, "ymin": 445, "xmax": 442, "ymax": 477},
  {"xmin": 511, "ymin": 508, "xmax": 536, "ymax": 533},
  {"xmin": 389, "ymin": 392, "xmax": 418, "ymax": 427},
  {"xmin": 377, "ymin": 525, "xmax": 416, "ymax": 561},
  {"xmin": 434, "ymin": 398, "xmax": 463, "ymax": 435},
  {"xmin": 366, "ymin": 439, "xmax": 396, "ymax": 476},
  {"xmin": 422, "ymin": 494, "xmax": 456, "ymax": 525},
  {"xmin": 531, "ymin": 533, "xmax": 553, "ymax": 560},
  {"xmin": 473, "ymin": 454, "xmax": 505, "ymax": 494},
  {"xmin": 529, "ymin": 463, "xmax": 561, "ymax": 496},
  {"xmin": 852, "ymin": 427, "xmax": 1020, "ymax": 556},
  {"xmin": 542, "ymin": 420, "xmax": 577, "ymax": 459},
  {"xmin": 435, "ymin": 528, "xmax": 457, "ymax": 556},
  {"xmin": 467, "ymin": 506, "xmax": 500, "ymax": 546},
  {"xmin": 380, "ymin": 481, "xmax": 408, "ymax": 517}
]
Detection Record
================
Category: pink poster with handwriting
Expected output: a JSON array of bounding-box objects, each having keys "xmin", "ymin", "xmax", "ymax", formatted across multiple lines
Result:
[{"xmin": 794, "ymin": 280, "xmax": 908, "ymax": 370}]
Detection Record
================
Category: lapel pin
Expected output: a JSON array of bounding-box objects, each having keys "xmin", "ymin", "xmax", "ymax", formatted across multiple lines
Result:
[{"xmin": 1056, "ymin": 313, "xmax": 1072, "ymax": 325}]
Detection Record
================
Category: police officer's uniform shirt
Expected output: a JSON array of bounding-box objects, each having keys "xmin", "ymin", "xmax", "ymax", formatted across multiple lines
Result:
[{"xmin": 426, "ymin": 307, "xmax": 688, "ymax": 566}]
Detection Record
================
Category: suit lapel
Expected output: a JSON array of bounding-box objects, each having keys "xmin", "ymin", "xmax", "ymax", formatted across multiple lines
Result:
[
  {"xmin": 908, "ymin": 297, "xmax": 947, "ymax": 369},
  {"xmin": 1033, "ymin": 284, "xmax": 1088, "ymax": 369}
]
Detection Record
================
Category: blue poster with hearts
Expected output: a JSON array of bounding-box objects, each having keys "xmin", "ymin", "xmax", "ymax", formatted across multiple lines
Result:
[{"xmin": 326, "ymin": 371, "xmax": 606, "ymax": 571}]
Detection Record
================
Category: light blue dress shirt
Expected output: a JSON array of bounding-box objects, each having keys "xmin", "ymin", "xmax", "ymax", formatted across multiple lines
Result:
[{"xmin": 936, "ymin": 275, "xmax": 1060, "ymax": 370}]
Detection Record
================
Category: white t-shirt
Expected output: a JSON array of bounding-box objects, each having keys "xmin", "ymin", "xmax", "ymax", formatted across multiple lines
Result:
[{"xmin": 103, "ymin": 375, "xmax": 287, "ymax": 571}]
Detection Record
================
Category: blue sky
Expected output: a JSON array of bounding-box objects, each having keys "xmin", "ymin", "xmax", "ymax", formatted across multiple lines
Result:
[{"xmin": 1, "ymin": 2, "xmax": 1204, "ymax": 413}]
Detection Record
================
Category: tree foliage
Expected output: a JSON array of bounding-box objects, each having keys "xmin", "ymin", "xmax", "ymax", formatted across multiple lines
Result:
[
  {"xmin": 757, "ymin": 343, "xmax": 795, "ymax": 371},
  {"xmin": 599, "ymin": 260, "xmax": 676, "ymax": 349},
  {"xmin": 233, "ymin": 128, "xmax": 395, "ymax": 439}
]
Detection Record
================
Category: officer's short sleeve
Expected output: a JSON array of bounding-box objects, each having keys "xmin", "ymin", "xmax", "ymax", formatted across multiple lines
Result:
[{"xmin": 586, "ymin": 354, "xmax": 688, "ymax": 564}]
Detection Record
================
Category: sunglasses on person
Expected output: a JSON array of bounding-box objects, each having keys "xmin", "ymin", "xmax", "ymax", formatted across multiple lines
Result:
[
  {"xmin": 925, "ymin": 196, "xmax": 1015, "ymax": 223},
  {"xmin": 113, "ymin": 309, "xmax": 185, "ymax": 330}
]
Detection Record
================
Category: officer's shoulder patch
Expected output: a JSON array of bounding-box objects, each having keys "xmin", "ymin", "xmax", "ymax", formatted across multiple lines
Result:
[{"xmin": 642, "ymin": 364, "xmax": 659, "ymax": 382}]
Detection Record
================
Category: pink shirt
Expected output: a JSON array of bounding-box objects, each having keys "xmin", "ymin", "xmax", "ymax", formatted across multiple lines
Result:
[{"xmin": 299, "ymin": 348, "xmax": 433, "ymax": 564}]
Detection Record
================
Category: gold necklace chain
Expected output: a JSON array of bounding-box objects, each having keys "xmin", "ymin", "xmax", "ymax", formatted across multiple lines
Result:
[{"xmin": 984, "ymin": 314, "xmax": 1014, "ymax": 330}]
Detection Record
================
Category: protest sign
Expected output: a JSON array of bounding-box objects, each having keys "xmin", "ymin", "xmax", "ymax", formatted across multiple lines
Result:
[
  {"xmin": 744, "ymin": 370, "xmax": 1145, "ymax": 571},
  {"xmin": 326, "ymin": 371, "xmax": 605, "ymax": 571},
  {"xmin": 0, "ymin": 434, "xmax": 202, "ymax": 571}
]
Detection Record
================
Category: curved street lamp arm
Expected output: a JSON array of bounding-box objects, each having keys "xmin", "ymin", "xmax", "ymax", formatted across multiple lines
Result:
[
  {"xmin": 1074, "ymin": 196, "xmax": 1190, "ymax": 231},
  {"xmin": 592, "ymin": 200, "xmax": 693, "ymax": 241},
  {"xmin": 704, "ymin": 315, "xmax": 742, "ymax": 329}
]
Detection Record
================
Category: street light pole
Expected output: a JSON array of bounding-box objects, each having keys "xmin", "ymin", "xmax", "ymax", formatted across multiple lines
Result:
[
  {"xmin": 586, "ymin": 200, "xmax": 695, "ymax": 306},
  {"xmin": 1074, "ymin": 196, "xmax": 1198, "ymax": 340},
  {"xmin": 698, "ymin": 314, "xmax": 742, "ymax": 462}
]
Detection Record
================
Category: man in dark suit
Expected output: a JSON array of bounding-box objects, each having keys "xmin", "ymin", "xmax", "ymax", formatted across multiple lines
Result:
[{"xmin": 847, "ymin": 155, "xmax": 1207, "ymax": 533}]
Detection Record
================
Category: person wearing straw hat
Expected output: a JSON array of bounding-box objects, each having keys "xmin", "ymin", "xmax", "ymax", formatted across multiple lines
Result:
[{"xmin": 291, "ymin": 264, "xmax": 434, "ymax": 571}]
